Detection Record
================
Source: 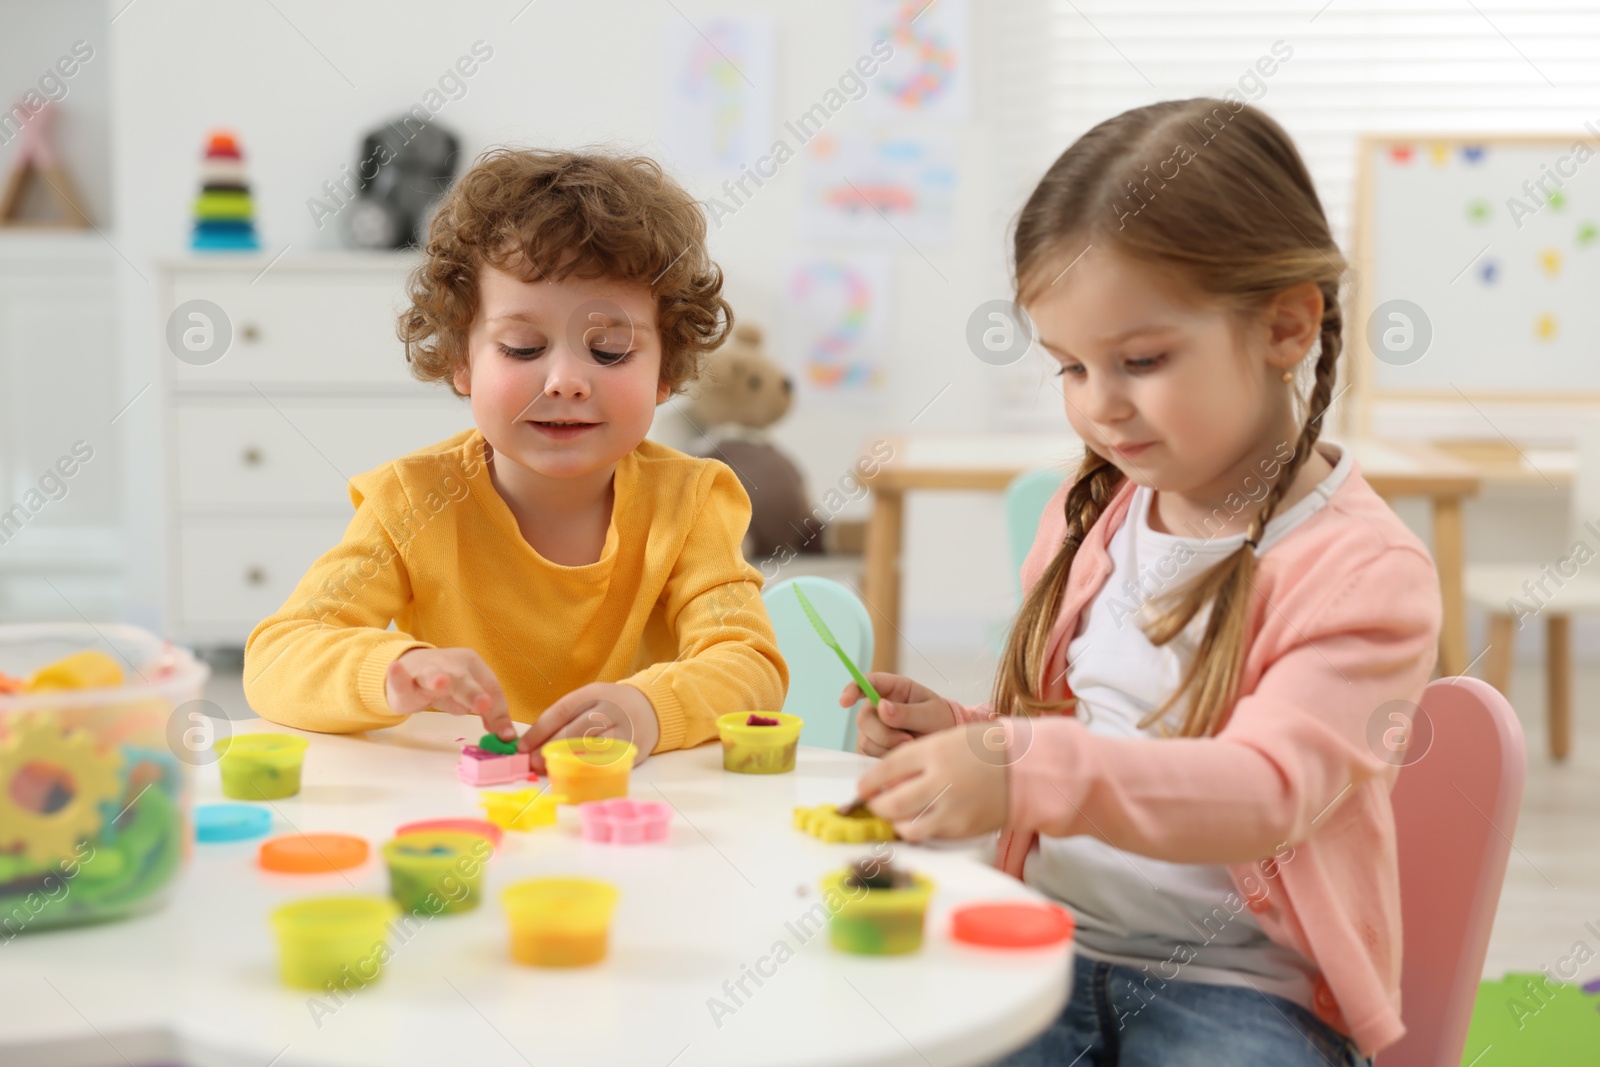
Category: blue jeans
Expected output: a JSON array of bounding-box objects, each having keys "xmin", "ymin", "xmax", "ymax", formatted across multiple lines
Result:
[{"xmin": 990, "ymin": 954, "xmax": 1372, "ymax": 1067}]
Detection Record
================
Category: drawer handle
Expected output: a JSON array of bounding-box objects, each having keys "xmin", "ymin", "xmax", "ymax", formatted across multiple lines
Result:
[
  {"xmin": 241, "ymin": 323, "xmax": 261, "ymax": 343},
  {"xmin": 242, "ymin": 446, "xmax": 263, "ymax": 467},
  {"xmin": 245, "ymin": 566, "xmax": 267, "ymax": 586}
]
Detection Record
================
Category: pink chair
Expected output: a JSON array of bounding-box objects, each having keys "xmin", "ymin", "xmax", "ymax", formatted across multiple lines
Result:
[{"xmin": 1379, "ymin": 677, "xmax": 1527, "ymax": 1065}]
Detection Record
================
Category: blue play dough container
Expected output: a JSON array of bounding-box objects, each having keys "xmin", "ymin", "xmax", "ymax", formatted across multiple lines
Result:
[{"xmin": 0, "ymin": 624, "xmax": 208, "ymax": 935}]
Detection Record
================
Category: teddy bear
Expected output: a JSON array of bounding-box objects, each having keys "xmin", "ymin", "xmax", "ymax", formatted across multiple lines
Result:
[{"xmin": 687, "ymin": 323, "xmax": 824, "ymax": 559}]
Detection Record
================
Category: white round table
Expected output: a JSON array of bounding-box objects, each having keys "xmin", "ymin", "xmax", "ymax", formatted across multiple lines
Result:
[{"xmin": 0, "ymin": 716, "xmax": 1072, "ymax": 1067}]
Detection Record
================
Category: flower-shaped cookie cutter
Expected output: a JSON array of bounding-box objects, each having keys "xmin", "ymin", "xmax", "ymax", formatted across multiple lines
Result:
[
  {"xmin": 578, "ymin": 798, "xmax": 671, "ymax": 844},
  {"xmin": 793, "ymin": 803, "xmax": 897, "ymax": 843}
]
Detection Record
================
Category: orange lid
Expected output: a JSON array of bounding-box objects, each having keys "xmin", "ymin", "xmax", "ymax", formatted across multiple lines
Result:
[
  {"xmin": 259, "ymin": 832, "xmax": 368, "ymax": 873},
  {"xmin": 950, "ymin": 902, "xmax": 1075, "ymax": 948},
  {"xmin": 208, "ymin": 131, "xmax": 238, "ymax": 151}
]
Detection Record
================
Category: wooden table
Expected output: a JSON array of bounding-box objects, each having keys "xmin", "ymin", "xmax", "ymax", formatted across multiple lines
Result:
[
  {"xmin": 859, "ymin": 433, "xmax": 1483, "ymax": 679},
  {"xmin": 0, "ymin": 716, "xmax": 1072, "ymax": 1067}
]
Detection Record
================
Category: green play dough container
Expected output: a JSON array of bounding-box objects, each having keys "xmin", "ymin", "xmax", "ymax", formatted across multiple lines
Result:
[
  {"xmin": 217, "ymin": 733, "xmax": 308, "ymax": 800},
  {"xmin": 381, "ymin": 832, "xmax": 489, "ymax": 915}
]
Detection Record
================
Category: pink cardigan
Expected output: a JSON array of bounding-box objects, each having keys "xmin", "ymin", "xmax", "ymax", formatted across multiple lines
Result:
[{"xmin": 953, "ymin": 456, "xmax": 1442, "ymax": 1057}]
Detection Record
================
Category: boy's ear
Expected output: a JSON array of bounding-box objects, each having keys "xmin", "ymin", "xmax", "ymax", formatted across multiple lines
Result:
[
  {"xmin": 657, "ymin": 380, "xmax": 672, "ymax": 404},
  {"xmin": 453, "ymin": 362, "xmax": 471, "ymax": 396}
]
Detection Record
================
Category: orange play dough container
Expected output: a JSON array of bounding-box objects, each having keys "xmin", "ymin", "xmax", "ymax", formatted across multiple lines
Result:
[{"xmin": 501, "ymin": 877, "xmax": 619, "ymax": 967}]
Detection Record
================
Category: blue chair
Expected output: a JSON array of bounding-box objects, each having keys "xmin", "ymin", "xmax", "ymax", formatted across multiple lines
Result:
[
  {"xmin": 762, "ymin": 576, "xmax": 875, "ymax": 752},
  {"xmin": 1004, "ymin": 467, "xmax": 1067, "ymax": 595}
]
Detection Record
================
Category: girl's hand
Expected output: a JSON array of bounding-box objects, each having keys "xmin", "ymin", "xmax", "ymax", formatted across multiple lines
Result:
[
  {"xmin": 386, "ymin": 647, "xmax": 515, "ymax": 742},
  {"xmin": 853, "ymin": 724, "xmax": 1008, "ymax": 842},
  {"xmin": 841, "ymin": 672, "xmax": 958, "ymax": 757},
  {"xmin": 517, "ymin": 682, "xmax": 660, "ymax": 774}
]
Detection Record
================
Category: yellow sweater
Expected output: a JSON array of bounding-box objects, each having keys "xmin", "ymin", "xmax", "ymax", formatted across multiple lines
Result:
[{"xmin": 243, "ymin": 428, "xmax": 788, "ymax": 752}]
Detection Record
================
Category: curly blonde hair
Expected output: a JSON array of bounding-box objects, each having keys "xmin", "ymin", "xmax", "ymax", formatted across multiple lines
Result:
[{"xmin": 399, "ymin": 147, "xmax": 732, "ymax": 395}]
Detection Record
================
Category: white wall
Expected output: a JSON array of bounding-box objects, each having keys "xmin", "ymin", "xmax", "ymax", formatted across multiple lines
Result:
[
  {"xmin": 107, "ymin": 0, "xmax": 1028, "ymax": 657},
  {"xmin": 98, "ymin": 0, "xmax": 1592, "ymax": 678}
]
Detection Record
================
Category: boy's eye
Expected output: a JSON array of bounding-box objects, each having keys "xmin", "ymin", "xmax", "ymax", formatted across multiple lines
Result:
[
  {"xmin": 589, "ymin": 348, "xmax": 633, "ymax": 366},
  {"xmin": 498, "ymin": 344, "xmax": 543, "ymax": 360}
]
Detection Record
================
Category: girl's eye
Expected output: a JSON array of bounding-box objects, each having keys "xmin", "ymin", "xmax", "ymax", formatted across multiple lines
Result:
[
  {"xmin": 498, "ymin": 344, "xmax": 543, "ymax": 360},
  {"xmin": 1127, "ymin": 355, "xmax": 1165, "ymax": 371}
]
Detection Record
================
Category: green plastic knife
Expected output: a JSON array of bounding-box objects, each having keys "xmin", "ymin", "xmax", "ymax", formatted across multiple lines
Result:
[{"xmin": 793, "ymin": 584, "xmax": 882, "ymax": 705}]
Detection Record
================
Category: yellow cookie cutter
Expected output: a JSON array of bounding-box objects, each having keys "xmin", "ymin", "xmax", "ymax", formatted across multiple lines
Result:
[
  {"xmin": 0, "ymin": 714, "xmax": 124, "ymax": 866},
  {"xmin": 479, "ymin": 789, "xmax": 561, "ymax": 831},
  {"xmin": 793, "ymin": 803, "xmax": 896, "ymax": 843}
]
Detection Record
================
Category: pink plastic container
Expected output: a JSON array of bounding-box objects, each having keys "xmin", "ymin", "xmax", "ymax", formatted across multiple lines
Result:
[{"xmin": 578, "ymin": 799, "xmax": 671, "ymax": 844}]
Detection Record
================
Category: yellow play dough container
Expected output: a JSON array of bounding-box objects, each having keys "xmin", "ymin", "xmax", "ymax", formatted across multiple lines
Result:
[
  {"xmin": 716, "ymin": 711, "xmax": 802, "ymax": 774},
  {"xmin": 540, "ymin": 737, "xmax": 635, "ymax": 804},
  {"xmin": 270, "ymin": 895, "xmax": 400, "ymax": 990},
  {"xmin": 501, "ymin": 877, "xmax": 619, "ymax": 967},
  {"xmin": 821, "ymin": 868, "xmax": 935, "ymax": 956},
  {"xmin": 217, "ymin": 733, "xmax": 308, "ymax": 800}
]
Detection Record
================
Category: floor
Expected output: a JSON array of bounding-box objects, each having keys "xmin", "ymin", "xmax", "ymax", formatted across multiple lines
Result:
[{"xmin": 206, "ymin": 647, "xmax": 1600, "ymax": 986}]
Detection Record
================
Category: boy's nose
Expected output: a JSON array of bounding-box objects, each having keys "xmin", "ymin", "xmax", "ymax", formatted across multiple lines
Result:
[{"xmin": 542, "ymin": 346, "xmax": 592, "ymax": 399}]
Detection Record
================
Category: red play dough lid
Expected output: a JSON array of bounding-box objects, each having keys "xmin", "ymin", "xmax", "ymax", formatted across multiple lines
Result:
[
  {"xmin": 950, "ymin": 902, "xmax": 1075, "ymax": 948},
  {"xmin": 395, "ymin": 818, "xmax": 503, "ymax": 847},
  {"xmin": 259, "ymin": 832, "xmax": 368, "ymax": 873}
]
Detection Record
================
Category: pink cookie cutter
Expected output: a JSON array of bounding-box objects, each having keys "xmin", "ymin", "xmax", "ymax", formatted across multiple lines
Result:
[
  {"xmin": 457, "ymin": 745, "xmax": 531, "ymax": 787},
  {"xmin": 579, "ymin": 799, "xmax": 671, "ymax": 844}
]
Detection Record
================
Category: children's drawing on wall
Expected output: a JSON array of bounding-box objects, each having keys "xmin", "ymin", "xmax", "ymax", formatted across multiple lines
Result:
[
  {"xmin": 660, "ymin": 16, "xmax": 774, "ymax": 178},
  {"xmin": 861, "ymin": 0, "xmax": 968, "ymax": 119},
  {"xmin": 783, "ymin": 255, "xmax": 890, "ymax": 405},
  {"xmin": 801, "ymin": 132, "xmax": 956, "ymax": 246}
]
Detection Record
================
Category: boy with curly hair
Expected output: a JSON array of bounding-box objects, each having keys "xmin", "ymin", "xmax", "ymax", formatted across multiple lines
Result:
[{"xmin": 244, "ymin": 148, "xmax": 788, "ymax": 768}]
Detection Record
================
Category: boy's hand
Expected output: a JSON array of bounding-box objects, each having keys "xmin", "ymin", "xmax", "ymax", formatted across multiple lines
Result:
[
  {"xmin": 854, "ymin": 724, "xmax": 1008, "ymax": 842},
  {"xmin": 385, "ymin": 647, "xmax": 516, "ymax": 743},
  {"xmin": 519, "ymin": 682, "xmax": 660, "ymax": 773},
  {"xmin": 842, "ymin": 672, "xmax": 958, "ymax": 758}
]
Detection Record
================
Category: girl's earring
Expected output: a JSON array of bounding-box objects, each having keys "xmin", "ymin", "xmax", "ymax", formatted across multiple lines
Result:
[{"xmin": 1281, "ymin": 369, "xmax": 1294, "ymax": 383}]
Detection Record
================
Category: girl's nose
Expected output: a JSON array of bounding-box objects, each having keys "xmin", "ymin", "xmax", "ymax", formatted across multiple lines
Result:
[{"xmin": 1081, "ymin": 376, "xmax": 1130, "ymax": 423}]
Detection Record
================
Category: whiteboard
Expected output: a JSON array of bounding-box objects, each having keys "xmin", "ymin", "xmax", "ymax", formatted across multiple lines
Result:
[{"xmin": 1357, "ymin": 135, "xmax": 1600, "ymax": 400}]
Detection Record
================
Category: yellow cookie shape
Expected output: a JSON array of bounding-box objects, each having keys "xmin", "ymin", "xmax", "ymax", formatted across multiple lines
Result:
[{"xmin": 793, "ymin": 804, "xmax": 896, "ymax": 843}]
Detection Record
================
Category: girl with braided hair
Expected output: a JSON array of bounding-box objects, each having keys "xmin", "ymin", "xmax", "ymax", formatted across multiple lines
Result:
[{"xmin": 844, "ymin": 100, "xmax": 1440, "ymax": 1065}]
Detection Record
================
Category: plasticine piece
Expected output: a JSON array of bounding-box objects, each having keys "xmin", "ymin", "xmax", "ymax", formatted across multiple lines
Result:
[
  {"xmin": 845, "ymin": 855, "xmax": 911, "ymax": 890},
  {"xmin": 478, "ymin": 732, "xmax": 518, "ymax": 755},
  {"xmin": 578, "ymin": 799, "xmax": 670, "ymax": 844},
  {"xmin": 24, "ymin": 650, "xmax": 125, "ymax": 692},
  {"xmin": 746, "ymin": 714, "xmax": 780, "ymax": 726},
  {"xmin": 793, "ymin": 803, "xmax": 896, "ymax": 843},
  {"xmin": 457, "ymin": 745, "xmax": 530, "ymax": 786}
]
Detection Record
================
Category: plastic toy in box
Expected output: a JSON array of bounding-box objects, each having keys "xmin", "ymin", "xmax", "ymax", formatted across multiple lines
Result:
[
  {"xmin": 457, "ymin": 733, "xmax": 531, "ymax": 786},
  {"xmin": 0, "ymin": 624, "xmax": 209, "ymax": 935}
]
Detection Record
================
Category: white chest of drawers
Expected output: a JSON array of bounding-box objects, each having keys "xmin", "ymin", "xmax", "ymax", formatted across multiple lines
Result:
[{"xmin": 153, "ymin": 254, "xmax": 474, "ymax": 646}]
